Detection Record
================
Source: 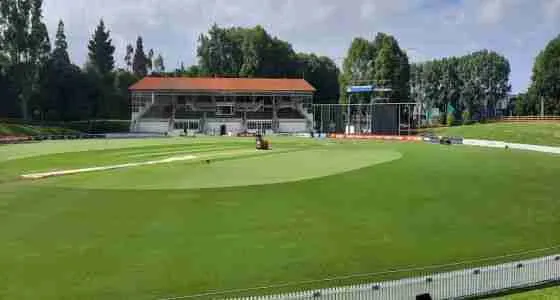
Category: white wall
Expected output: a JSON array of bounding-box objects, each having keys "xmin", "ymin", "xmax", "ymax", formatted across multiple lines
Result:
[
  {"xmin": 278, "ymin": 120, "xmax": 308, "ymax": 133},
  {"xmin": 135, "ymin": 119, "xmax": 309, "ymax": 134},
  {"xmin": 206, "ymin": 120, "xmax": 243, "ymax": 135},
  {"xmin": 135, "ymin": 120, "xmax": 169, "ymax": 133}
]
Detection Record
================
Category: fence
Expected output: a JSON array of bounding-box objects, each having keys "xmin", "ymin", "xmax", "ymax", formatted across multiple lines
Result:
[
  {"xmin": 311, "ymin": 103, "xmax": 419, "ymax": 136},
  {"xmin": 500, "ymin": 116, "xmax": 560, "ymax": 122},
  {"xmin": 161, "ymin": 248, "xmax": 560, "ymax": 300},
  {"xmin": 230, "ymin": 255, "xmax": 560, "ymax": 300}
]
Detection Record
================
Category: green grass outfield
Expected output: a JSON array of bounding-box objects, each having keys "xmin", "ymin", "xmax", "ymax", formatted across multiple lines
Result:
[
  {"xmin": 429, "ymin": 122, "xmax": 560, "ymax": 146},
  {"xmin": 1, "ymin": 137, "xmax": 559, "ymax": 299}
]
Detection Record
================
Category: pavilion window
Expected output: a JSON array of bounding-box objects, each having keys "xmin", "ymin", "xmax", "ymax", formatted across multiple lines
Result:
[
  {"xmin": 177, "ymin": 96, "xmax": 186, "ymax": 105},
  {"xmin": 216, "ymin": 105, "xmax": 234, "ymax": 116}
]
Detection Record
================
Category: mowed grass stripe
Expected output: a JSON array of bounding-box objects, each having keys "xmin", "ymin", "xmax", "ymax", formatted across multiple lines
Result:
[
  {"xmin": 15, "ymin": 146, "xmax": 303, "ymax": 183},
  {"xmin": 124, "ymin": 145, "xmax": 247, "ymax": 159},
  {"xmin": 22, "ymin": 147, "xmax": 297, "ymax": 185},
  {"xmin": 0, "ymin": 138, "xmax": 259, "ymax": 162},
  {"xmin": 0, "ymin": 140, "xmax": 321, "ymax": 182},
  {"xmin": 0, "ymin": 144, "xmax": 250, "ymax": 182},
  {"xmin": 1, "ymin": 138, "xmax": 559, "ymax": 299},
  {"xmin": 43, "ymin": 148, "xmax": 402, "ymax": 190},
  {"xmin": 71, "ymin": 142, "xmax": 247, "ymax": 160}
]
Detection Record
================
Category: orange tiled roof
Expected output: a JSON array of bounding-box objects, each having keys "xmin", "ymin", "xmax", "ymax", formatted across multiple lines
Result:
[{"xmin": 129, "ymin": 77, "xmax": 316, "ymax": 93}]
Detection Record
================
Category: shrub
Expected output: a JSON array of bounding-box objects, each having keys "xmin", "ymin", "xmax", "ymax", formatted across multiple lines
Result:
[
  {"xmin": 446, "ymin": 113, "xmax": 455, "ymax": 127},
  {"xmin": 66, "ymin": 120, "xmax": 130, "ymax": 133},
  {"xmin": 462, "ymin": 111, "xmax": 471, "ymax": 125},
  {"xmin": 439, "ymin": 114, "xmax": 447, "ymax": 125},
  {"xmin": 0, "ymin": 123, "xmax": 79, "ymax": 136}
]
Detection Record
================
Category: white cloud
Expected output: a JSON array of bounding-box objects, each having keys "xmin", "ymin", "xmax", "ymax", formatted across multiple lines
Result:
[
  {"xmin": 478, "ymin": 0, "xmax": 507, "ymax": 25},
  {"xmin": 360, "ymin": 1, "xmax": 378, "ymax": 19},
  {"xmin": 543, "ymin": 0, "xmax": 560, "ymax": 19},
  {"xmin": 42, "ymin": 0, "xmax": 560, "ymax": 92},
  {"xmin": 360, "ymin": 0, "xmax": 414, "ymax": 20}
]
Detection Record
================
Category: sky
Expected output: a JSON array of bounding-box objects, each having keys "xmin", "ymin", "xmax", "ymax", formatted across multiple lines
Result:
[{"xmin": 42, "ymin": 0, "xmax": 560, "ymax": 93}]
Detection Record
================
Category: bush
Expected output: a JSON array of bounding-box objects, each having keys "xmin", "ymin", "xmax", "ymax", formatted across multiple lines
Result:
[
  {"xmin": 446, "ymin": 113, "xmax": 455, "ymax": 127},
  {"xmin": 0, "ymin": 123, "xmax": 79, "ymax": 136},
  {"xmin": 462, "ymin": 111, "xmax": 471, "ymax": 125},
  {"xmin": 65, "ymin": 120, "xmax": 131, "ymax": 134},
  {"xmin": 439, "ymin": 114, "xmax": 447, "ymax": 125}
]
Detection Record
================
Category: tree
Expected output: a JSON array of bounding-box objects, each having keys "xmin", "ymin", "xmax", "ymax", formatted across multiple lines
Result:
[
  {"xmin": 439, "ymin": 58, "xmax": 460, "ymax": 117},
  {"xmin": 413, "ymin": 50, "xmax": 510, "ymax": 123},
  {"xmin": 153, "ymin": 54, "xmax": 165, "ymax": 73},
  {"xmin": 124, "ymin": 44, "xmax": 134, "ymax": 71},
  {"xmin": 85, "ymin": 20, "xmax": 118, "ymax": 120},
  {"xmin": 529, "ymin": 34, "xmax": 560, "ymax": 115},
  {"xmin": 297, "ymin": 53, "xmax": 340, "ymax": 104},
  {"xmin": 240, "ymin": 31, "xmax": 259, "ymax": 77},
  {"xmin": 146, "ymin": 48, "xmax": 154, "ymax": 74},
  {"xmin": 113, "ymin": 69, "xmax": 138, "ymax": 118},
  {"xmin": 422, "ymin": 61, "xmax": 443, "ymax": 115},
  {"xmin": 410, "ymin": 63, "xmax": 425, "ymax": 105},
  {"xmin": 374, "ymin": 38, "xmax": 399, "ymax": 102},
  {"xmin": 339, "ymin": 33, "xmax": 409, "ymax": 103},
  {"xmin": 340, "ymin": 38, "xmax": 376, "ymax": 103},
  {"xmin": 87, "ymin": 19, "xmax": 115, "ymax": 76},
  {"xmin": 513, "ymin": 93, "xmax": 538, "ymax": 116},
  {"xmin": 194, "ymin": 24, "xmax": 338, "ymax": 100},
  {"xmin": 396, "ymin": 49, "xmax": 411, "ymax": 102},
  {"xmin": 0, "ymin": 66, "xmax": 18, "ymax": 118},
  {"xmin": 132, "ymin": 36, "xmax": 147, "ymax": 77},
  {"xmin": 0, "ymin": 0, "xmax": 51, "ymax": 119},
  {"xmin": 197, "ymin": 25, "xmax": 299, "ymax": 78},
  {"xmin": 35, "ymin": 62, "xmax": 89, "ymax": 121},
  {"xmin": 197, "ymin": 24, "xmax": 244, "ymax": 76},
  {"xmin": 173, "ymin": 63, "xmax": 201, "ymax": 77},
  {"xmin": 34, "ymin": 18, "xmax": 90, "ymax": 121},
  {"xmin": 52, "ymin": 20, "xmax": 70, "ymax": 65}
]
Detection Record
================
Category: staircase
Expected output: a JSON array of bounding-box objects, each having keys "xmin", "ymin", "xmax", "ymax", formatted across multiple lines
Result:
[
  {"xmin": 130, "ymin": 100, "xmax": 155, "ymax": 132},
  {"xmin": 167, "ymin": 104, "xmax": 177, "ymax": 132},
  {"xmin": 296, "ymin": 103, "xmax": 314, "ymax": 131}
]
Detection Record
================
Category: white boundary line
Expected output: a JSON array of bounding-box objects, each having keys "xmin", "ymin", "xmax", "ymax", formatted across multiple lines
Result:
[
  {"xmin": 20, "ymin": 155, "xmax": 197, "ymax": 180},
  {"xmin": 463, "ymin": 139, "xmax": 560, "ymax": 154},
  {"xmin": 18, "ymin": 147, "xmax": 281, "ymax": 181}
]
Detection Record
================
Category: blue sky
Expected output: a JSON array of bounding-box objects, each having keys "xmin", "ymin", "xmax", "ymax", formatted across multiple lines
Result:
[{"xmin": 43, "ymin": 0, "xmax": 560, "ymax": 93}]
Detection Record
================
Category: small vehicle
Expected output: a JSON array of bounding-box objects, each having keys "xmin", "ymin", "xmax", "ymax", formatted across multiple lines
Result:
[{"xmin": 256, "ymin": 134, "xmax": 271, "ymax": 150}]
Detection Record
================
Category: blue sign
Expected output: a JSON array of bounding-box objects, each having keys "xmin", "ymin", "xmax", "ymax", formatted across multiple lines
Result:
[{"xmin": 347, "ymin": 85, "xmax": 374, "ymax": 93}]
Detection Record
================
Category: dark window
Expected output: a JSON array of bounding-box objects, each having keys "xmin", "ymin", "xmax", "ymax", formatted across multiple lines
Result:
[{"xmin": 217, "ymin": 105, "xmax": 233, "ymax": 116}]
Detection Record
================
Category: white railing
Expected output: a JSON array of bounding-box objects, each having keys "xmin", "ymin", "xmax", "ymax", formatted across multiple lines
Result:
[
  {"xmin": 131, "ymin": 101, "xmax": 156, "ymax": 131},
  {"xmin": 233, "ymin": 255, "xmax": 559, "ymax": 300},
  {"xmin": 296, "ymin": 103, "xmax": 314, "ymax": 131},
  {"xmin": 160, "ymin": 250, "xmax": 560, "ymax": 300}
]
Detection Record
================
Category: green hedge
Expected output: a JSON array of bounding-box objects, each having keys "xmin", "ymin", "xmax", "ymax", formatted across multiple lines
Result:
[
  {"xmin": 0, "ymin": 123, "xmax": 79, "ymax": 137},
  {"xmin": 64, "ymin": 121, "xmax": 130, "ymax": 134},
  {"xmin": 0, "ymin": 120, "xmax": 131, "ymax": 136}
]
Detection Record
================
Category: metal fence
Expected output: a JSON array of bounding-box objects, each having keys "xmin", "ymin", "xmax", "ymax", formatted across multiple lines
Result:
[
  {"xmin": 160, "ymin": 248, "xmax": 560, "ymax": 300},
  {"xmin": 311, "ymin": 103, "xmax": 419, "ymax": 136},
  {"xmin": 499, "ymin": 116, "xmax": 560, "ymax": 122},
  {"xmin": 228, "ymin": 255, "xmax": 560, "ymax": 300}
]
